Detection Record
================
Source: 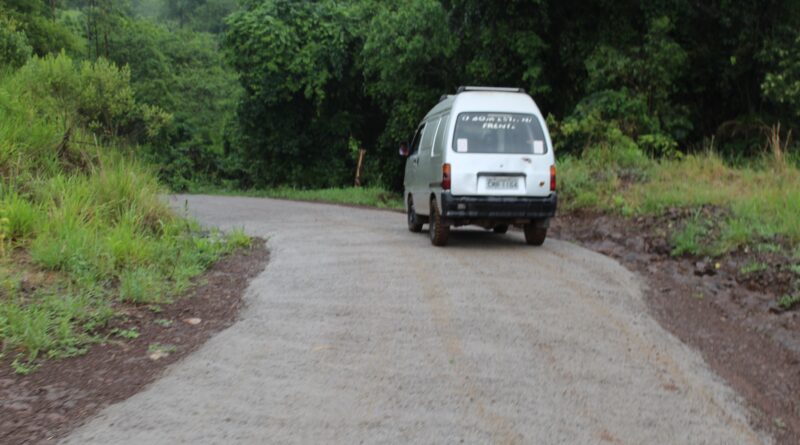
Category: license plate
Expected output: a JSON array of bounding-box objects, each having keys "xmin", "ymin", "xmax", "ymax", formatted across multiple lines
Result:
[{"xmin": 486, "ymin": 177, "xmax": 518, "ymax": 190}]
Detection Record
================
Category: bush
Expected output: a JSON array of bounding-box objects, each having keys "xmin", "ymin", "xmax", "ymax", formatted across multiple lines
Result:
[
  {"xmin": 0, "ymin": 16, "xmax": 32, "ymax": 69},
  {"xmin": 763, "ymin": 34, "xmax": 800, "ymax": 118},
  {"xmin": 0, "ymin": 53, "xmax": 249, "ymax": 368},
  {"xmin": 10, "ymin": 52, "xmax": 170, "ymax": 142}
]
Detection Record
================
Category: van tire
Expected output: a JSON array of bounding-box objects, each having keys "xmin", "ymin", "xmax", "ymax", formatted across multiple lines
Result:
[
  {"xmin": 493, "ymin": 224, "xmax": 509, "ymax": 234},
  {"xmin": 523, "ymin": 224, "xmax": 547, "ymax": 246},
  {"xmin": 407, "ymin": 198, "xmax": 424, "ymax": 232},
  {"xmin": 429, "ymin": 198, "xmax": 450, "ymax": 246}
]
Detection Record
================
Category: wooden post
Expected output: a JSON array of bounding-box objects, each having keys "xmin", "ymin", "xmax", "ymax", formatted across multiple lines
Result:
[{"xmin": 354, "ymin": 148, "xmax": 366, "ymax": 187}]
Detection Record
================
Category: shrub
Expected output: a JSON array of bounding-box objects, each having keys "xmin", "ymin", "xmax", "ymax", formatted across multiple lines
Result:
[
  {"xmin": 0, "ymin": 16, "xmax": 32, "ymax": 69},
  {"xmin": 10, "ymin": 52, "xmax": 170, "ymax": 142}
]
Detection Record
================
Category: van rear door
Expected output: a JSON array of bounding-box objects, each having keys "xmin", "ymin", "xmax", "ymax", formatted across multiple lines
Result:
[{"xmin": 448, "ymin": 112, "xmax": 552, "ymax": 198}]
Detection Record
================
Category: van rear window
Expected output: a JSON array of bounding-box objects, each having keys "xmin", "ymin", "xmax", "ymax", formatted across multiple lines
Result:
[{"xmin": 451, "ymin": 112, "xmax": 546, "ymax": 154}]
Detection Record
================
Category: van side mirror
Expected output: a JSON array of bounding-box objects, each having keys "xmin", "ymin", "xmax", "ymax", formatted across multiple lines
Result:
[{"xmin": 399, "ymin": 142, "xmax": 409, "ymax": 157}]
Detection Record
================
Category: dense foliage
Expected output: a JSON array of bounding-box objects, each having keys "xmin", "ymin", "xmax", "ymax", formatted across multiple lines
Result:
[
  {"xmin": 1, "ymin": 0, "xmax": 799, "ymax": 190},
  {"xmin": 0, "ymin": 51, "xmax": 248, "ymax": 370},
  {"xmin": 2, "ymin": 0, "xmax": 242, "ymax": 190},
  {"xmin": 0, "ymin": 0, "xmax": 250, "ymax": 370},
  {"xmin": 225, "ymin": 0, "xmax": 800, "ymax": 189}
]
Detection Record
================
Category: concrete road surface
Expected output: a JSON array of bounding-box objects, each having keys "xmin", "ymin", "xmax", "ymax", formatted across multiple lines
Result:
[{"xmin": 62, "ymin": 196, "xmax": 768, "ymax": 445}]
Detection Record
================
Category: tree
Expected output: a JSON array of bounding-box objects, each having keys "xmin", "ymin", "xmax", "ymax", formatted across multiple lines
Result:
[
  {"xmin": 0, "ymin": 0, "xmax": 83, "ymax": 55},
  {"xmin": 107, "ymin": 18, "xmax": 242, "ymax": 189},
  {"xmin": 224, "ymin": 0, "xmax": 371, "ymax": 187},
  {"xmin": 358, "ymin": 0, "xmax": 457, "ymax": 187},
  {"xmin": 0, "ymin": 15, "xmax": 32, "ymax": 69},
  {"xmin": 763, "ymin": 34, "xmax": 800, "ymax": 118}
]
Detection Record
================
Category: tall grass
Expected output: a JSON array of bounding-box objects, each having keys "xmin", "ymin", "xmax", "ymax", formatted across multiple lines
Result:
[{"xmin": 0, "ymin": 54, "xmax": 250, "ymax": 369}]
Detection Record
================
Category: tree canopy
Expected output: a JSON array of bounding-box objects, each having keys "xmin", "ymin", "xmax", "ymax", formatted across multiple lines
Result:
[
  {"xmin": 2, "ymin": 0, "xmax": 799, "ymax": 190},
  {"xmin": 223, "ymin": 0, "xmax": 800, "ymax": 189}
]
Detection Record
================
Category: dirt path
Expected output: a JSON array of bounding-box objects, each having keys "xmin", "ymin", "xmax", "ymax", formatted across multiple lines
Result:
[{"xmin": 61, "ymin": 196, "xmax": 770, "ymax": 444}]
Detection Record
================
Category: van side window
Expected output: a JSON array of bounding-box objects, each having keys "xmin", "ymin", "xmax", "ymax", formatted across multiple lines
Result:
[
  {"xmin": 420, "ymin": 118, "xmax": 439, "ymax": 156},
  {"xmin": 410, "ymin": 123, "xmax": 425, "ymax": 155},
  {"xmin": 433, "ymin": 116, "xmax": 448, "ymax": 157}
]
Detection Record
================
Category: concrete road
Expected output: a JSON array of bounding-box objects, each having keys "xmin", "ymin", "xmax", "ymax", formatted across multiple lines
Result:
[{"xmin": 62, "ymin": 196, "xmax": 768, "ymax": 445}]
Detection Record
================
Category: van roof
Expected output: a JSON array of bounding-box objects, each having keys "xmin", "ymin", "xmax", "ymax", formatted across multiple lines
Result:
[{"xmin": 424, "ymin": 87, "xmax": 541, "ymax": 121}]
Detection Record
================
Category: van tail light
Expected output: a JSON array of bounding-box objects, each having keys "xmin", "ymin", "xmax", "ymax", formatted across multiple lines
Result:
[
  {"xmin": 442, "ymin": 163, "xmax": 451, "ymax": 190},
  {"xmin": 550, "ymin": 165, "xmax": 556, "ymax": 191}
]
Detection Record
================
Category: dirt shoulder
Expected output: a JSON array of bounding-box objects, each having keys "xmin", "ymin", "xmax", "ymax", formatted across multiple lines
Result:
[
  {"xmin": 551, "ymin": 212, "xmax": 800, "ymax": 444},
  {"xmin": 0, "ymin": 239, "xmax": 268, "ymax": 445}
]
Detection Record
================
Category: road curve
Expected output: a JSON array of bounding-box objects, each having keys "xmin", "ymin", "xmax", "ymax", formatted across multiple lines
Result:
[{"xmin": 62, "ymin": 196, "xmax": 768, "ymax": 445}]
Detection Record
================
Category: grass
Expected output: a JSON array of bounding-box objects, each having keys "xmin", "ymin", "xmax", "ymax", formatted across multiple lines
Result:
[
  {"xmin": 558, "ymin": 146, "xmax": 800, "ymax": 310},
  {"xmin": 110, "ymin": 327, "xmax": 140, "ymax": 339},
  {"xmin": 778, "ymin": 294, "xmax": 800, "ymax": 310},
  {"xmin": 0, "ymin": 57, "xmax": 251, "ymax": 371},
  {"xmin": 671, "ymin": 215, "xmax": 713, "ymax": 256},
  {"xmin": 740, "ymin": 261, "xmax": 769, "ymax": 274},
  {"xmin": 559, "ymin": 148, "xmax": 800, "ymax": 257},
  {"xmin": 148, "ymin": 343, "xmax": 176, "ymax": 353},
  {"xmin": 191, "ymin": 185, "xmax": 404, "ymax": 210}
]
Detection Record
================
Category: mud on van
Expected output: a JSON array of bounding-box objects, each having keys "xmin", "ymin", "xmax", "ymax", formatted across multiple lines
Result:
[{"xmin": 400, "ymin": 86, "xmax": 557, "ymax": 246}]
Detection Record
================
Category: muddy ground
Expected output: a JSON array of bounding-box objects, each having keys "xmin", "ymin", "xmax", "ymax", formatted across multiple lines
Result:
[
  {"xmin": 0, "ymin": 239, "xmax": 268, "ymax": 445},
  {"xmin": 551, "ymin": 211, "xmax": 800, "ymax": 444}
]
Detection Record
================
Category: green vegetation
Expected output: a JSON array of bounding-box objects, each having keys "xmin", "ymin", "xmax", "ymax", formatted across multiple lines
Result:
[
  {"xmin": 778, "ymin": 294, "xmax": 800, "ymax": 311},
  {"xmin": 195, "ymin": 186, "xmax": 404, "ymax": 210},
  {"xmin": 670, "ymin": 213, "xmax": 714, "ymax": 257},
  {"xmin": 110, "ymin": 327, "xmax": 140, "ymax": 339},
  {"xmin": 147, "ymin": 342, "xmax": 177, "ymax": 357},
  {"xmin": 222, "ymin": 0, "xmax": 800, "ymax": 191},
  {"xmin": 741, "ymin": 261, "xmax": 769, "ymax": 275},
  {"xmin": 558, "ymin": 148, "xmax": 800, "ymax": 257},
  {"xmin": 2, "ymin": 0, "xmax": 800, "ymax": 368},
  {"xmin": 0, "ymin": 51, "xmax": 248, "ymax": 371}
]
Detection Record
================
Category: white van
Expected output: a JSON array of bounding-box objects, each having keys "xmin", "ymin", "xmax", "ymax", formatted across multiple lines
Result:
[{"xmin": 401, "ymin": 86, "xmax": 557, "ymax": 246}]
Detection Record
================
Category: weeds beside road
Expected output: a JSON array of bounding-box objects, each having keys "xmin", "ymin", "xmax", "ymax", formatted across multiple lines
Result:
[
  {"xmin": 560, "ymin": 145, "xmax": 800, "ymax": 309},
  {"xmin": 0, "ymin": 54, "xmax": 250, "ymax": 373}
]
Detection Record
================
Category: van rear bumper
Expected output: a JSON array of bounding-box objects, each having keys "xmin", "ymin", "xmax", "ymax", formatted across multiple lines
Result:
[{"xmin": 440, "ymin": 192, "xmax": 557, "ymax": 220}]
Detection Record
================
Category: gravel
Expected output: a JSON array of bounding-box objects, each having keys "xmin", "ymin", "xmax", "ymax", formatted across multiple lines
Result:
[{"xmin": 61, "ymin": 196, "xmax": 769, "ymax": 445}]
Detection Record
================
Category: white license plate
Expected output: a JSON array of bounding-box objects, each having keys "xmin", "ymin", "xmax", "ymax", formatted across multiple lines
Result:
[{"xmin": 486, "ymin": 177, "xmax": 519, "ymax": 190}]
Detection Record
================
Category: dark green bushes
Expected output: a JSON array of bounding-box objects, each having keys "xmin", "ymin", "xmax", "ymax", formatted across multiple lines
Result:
[{"xmin": 222, "ymin": 1, "xmax": 799, "ymax": 191}]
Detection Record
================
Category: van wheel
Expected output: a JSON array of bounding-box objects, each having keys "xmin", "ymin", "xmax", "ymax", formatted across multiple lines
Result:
[
  {"xmin": 523, "ymin": 224, "xmax": 547, "ymax": 246},
  {"xmin": 493, "ymin": 224, "xmax": 509, "ymax": 234},
  {"xmin": 429, "ymin": 198, "xmax": 450, "ymax": 246},
  {"xmin": 407, "ymin": 199, "xmax": 424, "ymax": 232}
]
